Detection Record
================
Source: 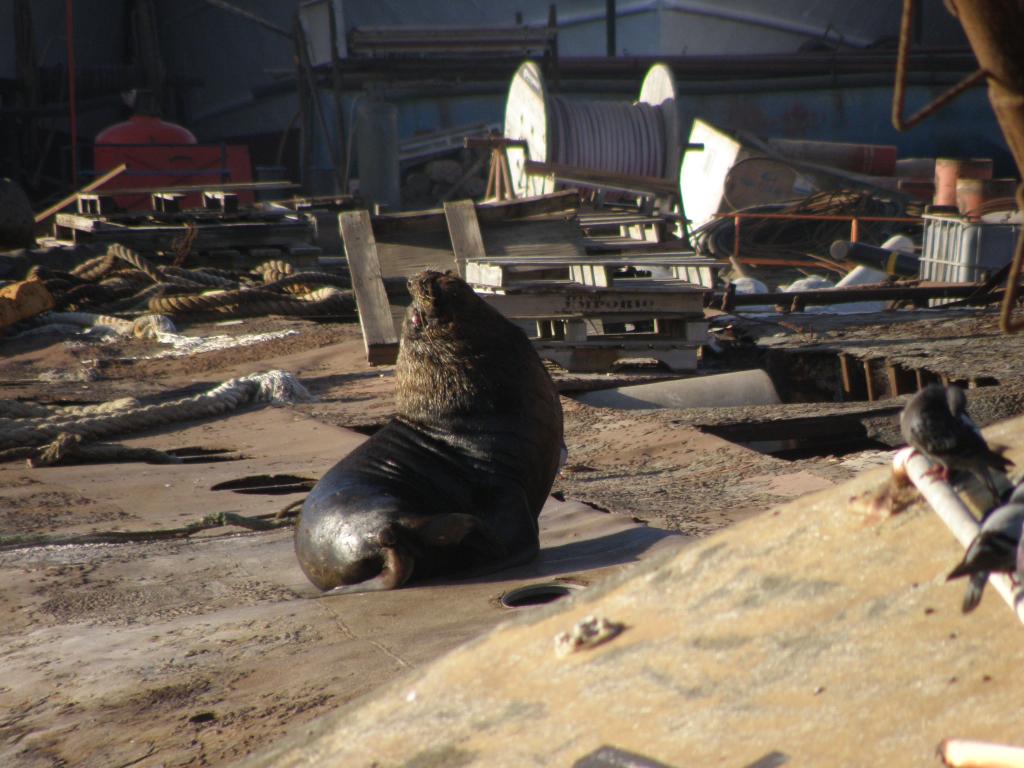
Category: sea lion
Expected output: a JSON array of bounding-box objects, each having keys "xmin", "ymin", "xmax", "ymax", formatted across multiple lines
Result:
[{"xmin": 295, "ymin": 270, "xmax": 564, "ymax": 593}]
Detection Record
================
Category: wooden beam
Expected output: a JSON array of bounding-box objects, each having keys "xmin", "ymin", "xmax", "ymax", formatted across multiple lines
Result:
[
  {"xmin": 340, "ymin": 210, "xmax": 400, "ymax": 365},
  {"xmin": 33, "ymin": 163, "xmax": 127, "ymax": 223},
  {"xmin": 478, "ymin": 286, "xmax": 704, "ymax": 318},
  {"xmin": 444, "ymin": 200, "xmax": 487, "ymax": 277},
  {"xmin": 371, "ymin": 190, "xmax": 579, "ymax": 237},
  {"xmin": 524, "ymin": 159, "xmax": 678, "ymax": 197}
]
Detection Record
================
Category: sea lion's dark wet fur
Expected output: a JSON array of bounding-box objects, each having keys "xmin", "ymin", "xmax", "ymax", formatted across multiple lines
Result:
[{"xmin": 295, "ymin": 271, "xmax": 564, "ymax": 592}]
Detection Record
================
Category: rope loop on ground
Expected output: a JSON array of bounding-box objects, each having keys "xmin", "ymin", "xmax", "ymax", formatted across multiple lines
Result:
[{"xmin": 0, "ymin": 370, "xmax": 313, "ymax": 452}]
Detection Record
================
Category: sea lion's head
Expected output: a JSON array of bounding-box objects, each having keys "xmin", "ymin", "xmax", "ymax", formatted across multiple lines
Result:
[
  {"xmin": 403, "ymin": 270, "xmax": 480, "ymax": 341},
  {"xmin": 397, "ymin": 270, "xmax": 527, "ymax": 422}
]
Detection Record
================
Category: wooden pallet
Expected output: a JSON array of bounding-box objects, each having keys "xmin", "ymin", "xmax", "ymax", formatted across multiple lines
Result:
[
  {"xmin": 533, "ymin": 338, "xmax": 701, "ymax": 373},
  {"xmin": 52, "ymin": 199, "xmax": 320, "ymax": 267},
  {"xmin": 464, "ymin": 255, "xmax": 721, "ymax": 290},
  {"xmin": 476, "ymin": 282, "xmax": 705, "ymax": 319},
  {"xmin": 578, "ymin": 211, "xmax": 667, "ymax": 243},
  {"xmin": 447, "ymin": 203, "xmax": 710, "ymax": 373}
]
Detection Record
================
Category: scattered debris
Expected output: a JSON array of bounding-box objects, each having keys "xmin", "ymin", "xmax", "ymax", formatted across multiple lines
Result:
[{"xmin": 554, "ymin": 614, "xmax": 625, "ymax": 658}]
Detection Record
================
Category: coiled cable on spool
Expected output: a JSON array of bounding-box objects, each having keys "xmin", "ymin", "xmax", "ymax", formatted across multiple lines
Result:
[
  {"xmin": 504, "ymin": 61, "xmax": 680, "ymax": 197},
  {"xmin": 548, "ymin": 98, "xmax": 665, "ymax": 180}
]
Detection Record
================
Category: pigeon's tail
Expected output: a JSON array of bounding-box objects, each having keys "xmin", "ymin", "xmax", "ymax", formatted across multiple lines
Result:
[
  {"xmin": 947, "ymin": 556, "xmax": 979, "ymax": 581},
  {"xmin": 961, "ymin": 572, "xmax": 988, "ymax": 613},
  {"xmin": 983, "ymin": 448, "xmax": 1014, "ymax": 473}
]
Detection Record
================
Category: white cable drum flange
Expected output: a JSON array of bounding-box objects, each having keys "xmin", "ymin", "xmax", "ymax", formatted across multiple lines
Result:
[
  {"xmin": 504, "ymin": 60, "xmax": 552, "ymax": 197},
  {"xmin": 504, "ymin": 61, "xmax": 682, "ymax": 197},
  {"xmin": 638, "ymin": 63, "xmax": 680, "ymax": 180}
]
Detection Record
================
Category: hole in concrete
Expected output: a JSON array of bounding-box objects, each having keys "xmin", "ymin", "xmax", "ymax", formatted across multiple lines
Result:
[
  {"xmin": 701, "ymin": 416, "xmax": 893, "ymax": 460},
  {"xmin": 166, "ymin": 446, "xmax": 241, "ymax": 464},
  {"xmin": 763, "ymin": 349, "xmax": 999, "ymax": 404},
  {"xmin": 348, "ymin": 423, "xmax": 383, "ymax": 436},
  {"xmin": 500, "ymin": 582, "xmax": 582, "ymax": 609},
  {"xmin": 210, "ymin": 474, "xmax": 316, "ymax": 495}
]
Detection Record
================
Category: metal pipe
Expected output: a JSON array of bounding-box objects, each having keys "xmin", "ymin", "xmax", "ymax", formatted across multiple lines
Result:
[
  {"xmin": 894, "ymin": 447, "xmax": 1024, "ymax": 624},
  {"xmin": 574, "ymin": 369, "xmax": 781, "ymax": 410},
  {"xmin": 606, "ymin": 0, "xmax": 616, "ymax": 57},
  {"xmin": 949, "ymin": 3, "xmax": 1024, "ymax": 335},
  {"xmin": 723, "ymin": 282, "xmax": 1008, "ymax": 309},
  {"xmin": 830, "ymin": 240, "xmax": 919, "ymax": 277},
  {"xmin": 522, "ymin": 0, "xmax": 876, "ymax": 47},
  {"xmin": 65, "ymin": 0, "xmax": 78, "ymax": 187},
  {"xmin": 199, "ymin": 0, "xmax": 291, "ymax": 38},
  {"xmin": 307, "ymin": 50, "xmax": 981, "ymax": 83}
]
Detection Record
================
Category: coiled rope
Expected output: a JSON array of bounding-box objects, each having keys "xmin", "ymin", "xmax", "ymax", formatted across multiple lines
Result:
[
  {"xmin": 148, "ymin": 285, "xmax": 355, "ymax": 319},
  {"xmin": 30, "ymin": 242, "xmax": 357, "ymax": 321},
  {"xmin": 0, "ymin": 369, "xmax": 313, "ymax": 452}
]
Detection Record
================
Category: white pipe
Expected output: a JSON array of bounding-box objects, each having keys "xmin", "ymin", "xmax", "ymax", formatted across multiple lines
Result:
[
  {"xmin": 574, "ymin": 369, "xmax": 780, "ymax": 410},
  {"xmin": 894, "ymin": 447, "xmax": 1024, "ymax": 623}
]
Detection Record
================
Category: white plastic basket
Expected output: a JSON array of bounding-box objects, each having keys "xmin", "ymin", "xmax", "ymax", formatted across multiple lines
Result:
[{"xmin": 919, "ymin": 212, "xmax": 1022, "ymax": 305}]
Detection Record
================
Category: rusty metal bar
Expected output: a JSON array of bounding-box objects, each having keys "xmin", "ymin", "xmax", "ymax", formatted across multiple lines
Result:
[
  {"xmin": 723, "ymin": 281, "xmax": 1014, "ymax": 308},
  {"xmin": 713, "ymin": 212, "xmax": 920, "ymax": 224},
  {"xmin": 892, "ymin": 0, "xmax": 988, "ymax": 131},
  {"xmin": 941, "ymin": 3, "xmax": 1024, "ymax": 334},
  {"xmin": 733, "ymin": 214, "xmax": 742, "ymax": 262},
  {"xmin": 1000, "ymin": 186, "xmax": 1024, "ymax": 333},
  {"xmin": 838, "ymin": 353, "xmax": 855, "ymax": 400},
  {"xmin": 863, "ymin": 360, "xmax": 876, "ymax": 402}
]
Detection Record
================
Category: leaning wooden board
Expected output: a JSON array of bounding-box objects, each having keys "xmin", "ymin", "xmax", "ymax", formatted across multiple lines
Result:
[{"xmin": 339, "ymin": 210, "xmax": 400, "ymax": 364}]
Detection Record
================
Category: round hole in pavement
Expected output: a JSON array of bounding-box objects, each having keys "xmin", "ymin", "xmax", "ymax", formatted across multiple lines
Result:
[{"xmin": 500, "ymin": 582, "xmax": 582, "ymax": 609}]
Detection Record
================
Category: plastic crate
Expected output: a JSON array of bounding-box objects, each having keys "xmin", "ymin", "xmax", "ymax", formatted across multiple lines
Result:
[{"xmin": 920, "ymin": 212, "xmax": 1022, "ymax": 283}]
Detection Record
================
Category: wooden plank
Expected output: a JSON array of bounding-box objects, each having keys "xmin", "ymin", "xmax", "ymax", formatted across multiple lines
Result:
[
  {"xmin": 51, "ymin": 218, "xmax": 316, "ymax": 251},
  {"xmin": 653, "ymin": 318, "xmax": 709, "ymax": 342},
  {"xmin": 371, "ymin": 190, "xmax": 579, "ymax": 237},
  {"xmin": 578, "ymin": 214, "xmax": 664, "ymax": 228},
  {"xmin": 524, "ymin": 160, "xmax": 679, "ymax": 197},
  {"xmin": 464, "ymin": 261, "xmax": 568, "ymax": 288},
  {"xmin": 570, "ymin": 263, "xmax": 610, "ymax": 287},
  {"xmin": 534, "ymin": 339, "xmax": 700, "ymax": 373},
  {"xmin": 466, "ymin": 254, "xmax": 718, "ymax": 267},
  {"xmin": 483, "ymin": 219, "xmax": 586, "ymax": 260},
  {"xmin": 100, "ymin": 180, "xmax": 299, "ymax": 196},
  {"xmin": 340, "ymin": 210, "xmax": 400, "ymax": 365},
  {"xmin": 34, "ymin": 163, "xmax": 127, "ymax": 223},
  {"xmin": 479, "ymin": 288, "xmax": 705, "ymax": 319},
  {"xmin": 375, "ymin": 231, "xmax": 460, "ymax": 277},
  {"xmin": 444, "ymin": 200, "xmax": 487, "ymax": 277}
]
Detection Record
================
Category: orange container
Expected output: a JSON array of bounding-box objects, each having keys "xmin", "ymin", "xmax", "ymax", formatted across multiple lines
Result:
[{"xmin": 933, "ymin": 157, "xmax": 993, "ymax": 207}]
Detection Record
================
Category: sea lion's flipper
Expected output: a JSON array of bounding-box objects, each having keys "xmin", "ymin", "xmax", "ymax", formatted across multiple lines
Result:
[{"xmin": 319, "ymin": 545, "xmax": 414, "ymax": 596}]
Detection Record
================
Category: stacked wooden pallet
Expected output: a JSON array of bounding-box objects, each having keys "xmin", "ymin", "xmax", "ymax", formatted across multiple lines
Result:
[
  {"xmin": 51, "ymin": 189, "xmax": 321, "ymax": 269},
  {"xmin": 449, "ymin": 200, "xmax": 718, "ymax": 372},
  {"xmin": 342, "ymin": 191, "xmax": 720, "ymax": 372}
]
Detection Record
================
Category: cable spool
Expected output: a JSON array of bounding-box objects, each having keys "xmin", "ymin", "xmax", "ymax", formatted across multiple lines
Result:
[{"xmin": 504, "ymin": 61, "xmax": 681, "ymax": 197}]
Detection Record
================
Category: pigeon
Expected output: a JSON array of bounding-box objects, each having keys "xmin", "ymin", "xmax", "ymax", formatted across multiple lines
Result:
[
  {"xmin": 900, "ymin": 383, "xmax": 1012, "ymax": 501},
  {"xmin": 946, "ymin": 501, "xmax": 1024, "ymax": 612}
]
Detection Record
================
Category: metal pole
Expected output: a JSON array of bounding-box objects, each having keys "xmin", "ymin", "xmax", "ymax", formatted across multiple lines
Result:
[
  {"xmin": 606, "ymin": 0, "xmax": 616, "ymax": 57},
  {"xmin": 65, "ymin": 0, "xmax": 78, "ymax": 187},
  {"xmin": 948, "ymin": 2, "xmax": 1024, "ymax": 333},
  {"xmin": 951, "ymin": 1, "xmax": 1024, "ymax": 176}
]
